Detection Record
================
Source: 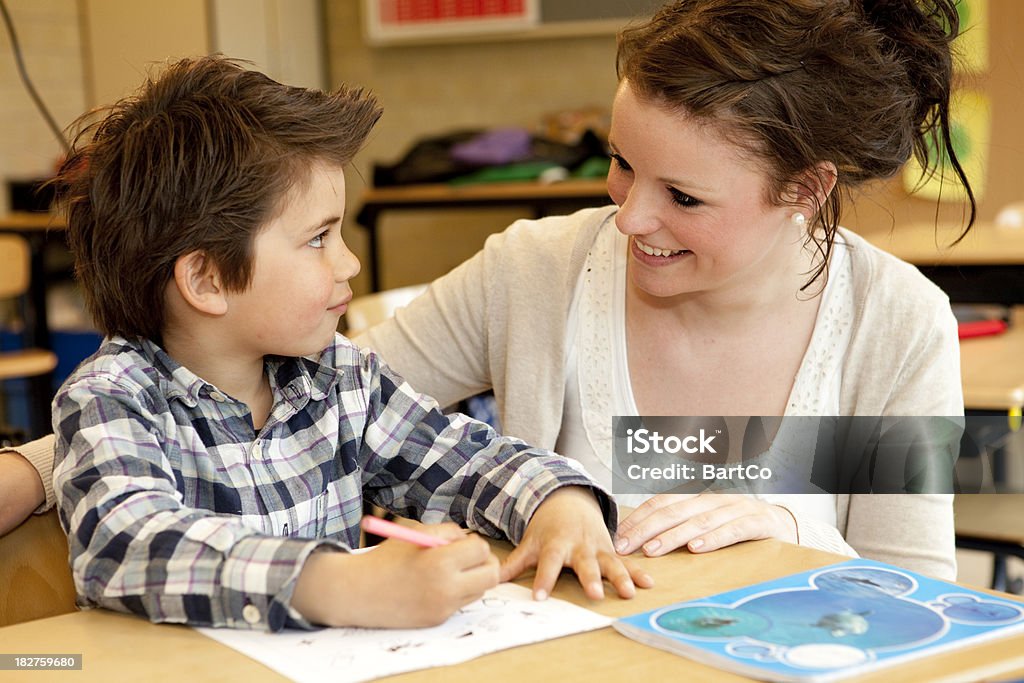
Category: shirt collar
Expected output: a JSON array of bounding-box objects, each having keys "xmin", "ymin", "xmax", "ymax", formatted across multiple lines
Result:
[{"xmin": 114, "ymin": 336, "xmax": 342, "ymax": 409}]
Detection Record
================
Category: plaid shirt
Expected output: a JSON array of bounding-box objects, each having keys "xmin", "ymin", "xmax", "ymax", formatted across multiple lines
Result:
[{"xmin": 53, "ymin": 334, "xmax": 613, "ymax": 631}]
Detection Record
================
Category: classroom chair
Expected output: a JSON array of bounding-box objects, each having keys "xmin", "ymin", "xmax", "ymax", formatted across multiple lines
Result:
[
  {"xmin": 0, "ymin": 234, "xmax": 58, "ymax": 438},
  {"xmin": 346, "ymin": 282, "xmax": 503, "ymax": 436},
  {"xmin": 344, "ymin": 283, "xmax": 429, "ymax": 336},
  {"xmin": 0, "ymin": 507, "xmax": 77, "ymax": 627}
]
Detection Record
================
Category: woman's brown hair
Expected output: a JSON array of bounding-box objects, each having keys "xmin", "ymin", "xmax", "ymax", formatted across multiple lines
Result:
[
  {"xmin": 53, "ymin": 55, "xmax": 382, "ymax": 341},
  {"xmin": 617, "ymin": 0, "xmax": 975, "ymax": 289}
]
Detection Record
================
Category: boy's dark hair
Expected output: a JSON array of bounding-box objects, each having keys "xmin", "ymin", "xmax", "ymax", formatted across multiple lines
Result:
[
  {"xmin": 53, "ymin": 55, "xmax": 382, "ymax": 342},
  {"xmin": 617, "ymin": 0, "xmax": 975, "ymax": 290}
]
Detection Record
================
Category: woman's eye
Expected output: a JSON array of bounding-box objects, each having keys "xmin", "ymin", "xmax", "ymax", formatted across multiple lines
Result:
[
  {"xmin": 669, "ymin": 187, "xmax": 701, "ymax": 208},
  {"xmin": 610, "ymin": 153, "xmax": 632, "ymax": 172},
  {"xmin": 307, "ymin": 232, "xmax": 327, "ymax": 248}
]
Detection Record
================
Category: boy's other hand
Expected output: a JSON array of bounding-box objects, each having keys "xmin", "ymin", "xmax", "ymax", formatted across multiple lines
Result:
[
  {"xmin": 292, "ymin": 522, "xmax": 499, "ymax": 628},
  {"xmin": 499, "ymin": 486, "xmax": 654, "ymax": 601}
]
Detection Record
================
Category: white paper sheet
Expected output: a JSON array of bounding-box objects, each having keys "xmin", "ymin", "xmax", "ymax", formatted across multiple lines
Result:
[{"xmin": 196, "ymin": 583, "xmax": 612, "ymax": 682}]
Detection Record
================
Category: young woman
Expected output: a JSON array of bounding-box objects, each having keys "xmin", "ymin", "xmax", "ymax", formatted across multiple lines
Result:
[{"xmin": 358, "ymin": 0, "xmax": 973, "ymax": 579}]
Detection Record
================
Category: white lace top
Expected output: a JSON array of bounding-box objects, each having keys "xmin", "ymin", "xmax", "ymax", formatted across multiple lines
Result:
[{"xmin": 555, "ymin": 221, "xmax": 855, "ymax": 519}]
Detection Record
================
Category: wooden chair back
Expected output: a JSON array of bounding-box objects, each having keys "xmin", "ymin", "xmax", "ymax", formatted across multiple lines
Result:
[
  {"xmin": 0, "ymin": 233, "xmax": 58, "ymax": 383},
  {"xmin": 345, "ymin": 283, "xmax": 428, "ymax": 336},
  {"xmin": 0, "ymin": 508, "xmax": 77, "ymax": 627},
  {"xmin": 0, "ymin": 234, "xmax": 30, "ymax": 299}
]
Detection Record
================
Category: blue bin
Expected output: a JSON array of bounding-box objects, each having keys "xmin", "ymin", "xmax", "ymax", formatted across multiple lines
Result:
[{"xmin": 0, "ymin": 329, "xmax": 103, "ymax": 434}]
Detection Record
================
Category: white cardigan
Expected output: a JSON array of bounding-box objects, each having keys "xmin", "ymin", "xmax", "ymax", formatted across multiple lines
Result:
[{"xmin": 357, "ymin": 206, "xmax": 961, "ymax": 580}]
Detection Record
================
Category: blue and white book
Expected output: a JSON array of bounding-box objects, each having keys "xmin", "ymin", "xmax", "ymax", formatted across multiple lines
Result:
[{"xmin": 614, "ymin": 558, "xmax": 1024, "ymax": 682}]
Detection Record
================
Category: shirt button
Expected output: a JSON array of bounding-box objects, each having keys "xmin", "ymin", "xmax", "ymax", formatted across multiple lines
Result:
[
  {"xmin": 242, "ymin": 603, "xmax": 261, "ymax": 625},
  {"xmin": 209, "ymin": 391, "xmax": 227, "ymax": 402}
]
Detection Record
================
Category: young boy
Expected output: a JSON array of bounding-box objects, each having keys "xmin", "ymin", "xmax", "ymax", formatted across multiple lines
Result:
[{"xmin": 51, "ymin": 56, "xmax": 648, "ymax": 632}]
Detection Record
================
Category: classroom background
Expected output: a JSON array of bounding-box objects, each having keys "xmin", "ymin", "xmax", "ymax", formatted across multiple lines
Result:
[{"xmin": 0, "ymin": 0, "xmax": 1022, "ymax": 590}]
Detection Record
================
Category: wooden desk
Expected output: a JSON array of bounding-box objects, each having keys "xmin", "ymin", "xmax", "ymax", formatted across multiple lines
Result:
[
  {"xmin": 955, "ymin": 494, "xmax": 1024, "ymax": 593},
  {"xmin": 959, "ymin": 306, "xmax": 1024, "ymax": 412},
  {"xmin": 2, "ymin": 539, "xmax": 1023, "ymax": 682},
  {"xmin": 951, "ymin": 306, "xmax": 1024, "ymax": 591},
  {"xmin": 355, "ymin": 179, "xmax": 609, "ymax": 291},
  {"xmin": 860, "ymin": 221, "xmax": 1024, "ymax": 305},
  {"xmin": 956, "ymin": 494, "xmax": 1024, "ymax": 547}
]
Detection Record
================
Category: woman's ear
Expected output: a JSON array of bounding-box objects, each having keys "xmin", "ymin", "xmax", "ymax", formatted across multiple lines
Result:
[
  {"xmin": 788, "ymin": 161, "xmax": 838, "ymax": 216},
  {"xmin": 173, "ymin": 250, "xmax": 228, "ymax": 316}
]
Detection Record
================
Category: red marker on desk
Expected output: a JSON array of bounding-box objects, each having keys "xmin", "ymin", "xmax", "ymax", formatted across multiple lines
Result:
[{"xmin": 360, "ymin": 516, "xmax": 451, "ymax": 548}]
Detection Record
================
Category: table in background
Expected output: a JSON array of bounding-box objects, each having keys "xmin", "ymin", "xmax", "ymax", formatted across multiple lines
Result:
[
  {"xmin": 2, "ymin": 539, "xmax": 1023, "ymax": 682},
  {"xmin": 355, "ymin": 179, "xmax": 610, "ymax": 291},
  {"xmin": 955, "ymin": 494, "xmax": 1024, "ymax": 593},
  {"xmin": 956, "ymin": 304, "xmax": 1024, "ymax": 492},
  {"xmin": 953, "ymin": 300, "xmax": 1024, "ymax": 592},
  {"xmin": 860, "ymin": 221, "xmax": 1024, "ymax": 306},
  {"xmin": 958, "ymin": 306, "xmax": 1024, "ymax": 413}
]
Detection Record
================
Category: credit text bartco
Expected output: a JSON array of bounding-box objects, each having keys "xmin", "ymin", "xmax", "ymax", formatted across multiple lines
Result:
[{"xmin": 624, "ymin": 427, "xmax": 773, "ymax": 481}]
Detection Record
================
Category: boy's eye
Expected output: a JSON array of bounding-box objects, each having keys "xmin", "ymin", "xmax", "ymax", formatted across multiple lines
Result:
[
  {"xmin": 307, "ymin": 232, "xmax": 327, "ymax": 248},
  {"xmin": 610, "ymin": 153, "xmax": 632, "ymax": 172},
  {"xmin": 669, "ymin": 187, "xmax": 701, "ymax": 208}
]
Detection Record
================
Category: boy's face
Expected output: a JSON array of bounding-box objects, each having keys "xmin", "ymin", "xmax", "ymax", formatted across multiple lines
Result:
[{"xmin": 223, "ymin": 162, "xmax": 359, "ymax": 358}]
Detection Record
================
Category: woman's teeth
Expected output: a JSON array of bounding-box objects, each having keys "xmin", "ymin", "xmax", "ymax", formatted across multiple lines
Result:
[{"xmin": 636, "ymin": 239, "xmax": 687, "ymax": 257}]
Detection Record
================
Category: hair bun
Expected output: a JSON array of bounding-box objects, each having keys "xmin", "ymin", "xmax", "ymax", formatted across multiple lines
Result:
[
  {"xmin": 860, "ymin": 0, "xmax": 959, "ymax": 47},
  {"xmin": 860, "ymin": 0, "xmax": 959, "ymax": 111}
]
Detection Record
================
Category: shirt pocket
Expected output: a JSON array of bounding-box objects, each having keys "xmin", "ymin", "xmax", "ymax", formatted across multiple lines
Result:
[
  {"xmin": 322, "ymin": 474, "xmax": 363, "ymax": 546},
  {"xmin": 311, "ymin": 489, "xmax": 329, "ymax": 537}
]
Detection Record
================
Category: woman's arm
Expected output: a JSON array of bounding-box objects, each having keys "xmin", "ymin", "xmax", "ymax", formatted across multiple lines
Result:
[
  {"xmin": 0, "ymin": 448, "xmax": 46, "ymax": 536},
  {"xmin": 840, "ymin": 293, "xmax": 961, "ymax": 580},
  {"xmin": 353, "ymin": 246, "xmax": 492, "ymax": 407},
  {"xmin": 0, "ymin": 435, "xmax": 57, "ymax": 535}
]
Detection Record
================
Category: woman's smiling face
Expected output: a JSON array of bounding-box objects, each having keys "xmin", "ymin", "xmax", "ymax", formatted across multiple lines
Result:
[{"xmin": 607, "ymin": 79, "xmax": 807, "ymax": 302}]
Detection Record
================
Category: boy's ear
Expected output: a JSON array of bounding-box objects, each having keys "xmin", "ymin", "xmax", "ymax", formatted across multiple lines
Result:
[
  {"xmin": 173, "ymin": 250, "xmax": 228, "ymax": 316},
  {"xmin": 786, "ymin": 161, "xmax": 838, "ymax": 216}
]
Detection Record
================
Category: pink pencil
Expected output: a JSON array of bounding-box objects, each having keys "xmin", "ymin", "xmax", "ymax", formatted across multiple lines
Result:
[{"xmin": 360, "ymin": 516, "xmax": 451, "ymax": 548}]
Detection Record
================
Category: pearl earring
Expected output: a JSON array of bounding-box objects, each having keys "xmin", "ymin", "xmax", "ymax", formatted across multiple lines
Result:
[{"xmin": 791, "ymin": 212, "xmax": 807, "ymax": 227}]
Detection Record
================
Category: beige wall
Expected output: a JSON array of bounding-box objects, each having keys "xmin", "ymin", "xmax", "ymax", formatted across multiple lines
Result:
[
  {"xmin": 82, "ymin": 0, "xmax": 324, "ymax": 106},
  {"xmin": 324, "ymin": 0, "xmax": 1024, "ymax": 293},
  {"xmin": 0, "ymin": 0, "xmax": 86, "ymax": 213},
  {"xmin": 209, "ymin": 0, "xmax": 325, "ymax": 90},
  {"xmin": 81, "ymin": 0, "xmax": 209, "ymax": 107},
  {"xmin": 324, "ymin": 0, "xmax": 621, "ymax": 292}
]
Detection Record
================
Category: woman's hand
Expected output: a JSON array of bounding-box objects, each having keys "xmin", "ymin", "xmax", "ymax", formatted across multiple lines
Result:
[
  {"xmin": 614, "ymin": 493, "xmax": 797, "ymax": 557},
  {"xmin": 499, "ymin": 486, "xmax": 654, "ymax": 600}
]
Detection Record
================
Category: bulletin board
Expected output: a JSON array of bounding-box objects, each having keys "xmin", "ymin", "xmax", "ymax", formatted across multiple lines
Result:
[{"xmin": 362, "ymin": 0, "xmax": 664, "ymax": 45}]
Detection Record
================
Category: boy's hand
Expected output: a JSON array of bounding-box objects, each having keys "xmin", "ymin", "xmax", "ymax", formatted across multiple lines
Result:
[
  {"xmin": 499, "ymin": 486, "xmax": 654, "ymax": 601},
  {"xmin": 293, "ymin": 522, "xmax": 500, "ymax": 628}
]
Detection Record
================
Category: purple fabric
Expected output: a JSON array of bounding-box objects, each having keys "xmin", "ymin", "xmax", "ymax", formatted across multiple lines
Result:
[{"xmin": 450, "ymin": 127, "xmax": 532, "ymax": 165}]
